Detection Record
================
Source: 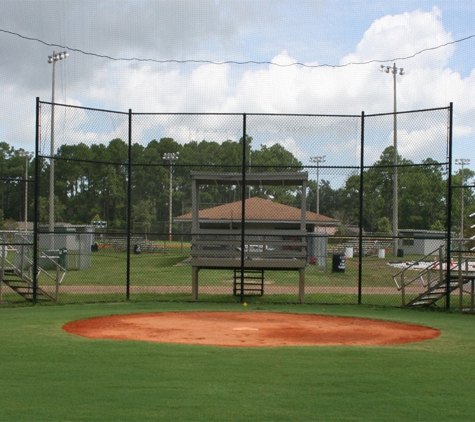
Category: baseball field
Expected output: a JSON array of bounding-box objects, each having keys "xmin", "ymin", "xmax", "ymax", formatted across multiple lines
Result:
[{"xmin": 1, "ymin": 301, "xmax": 475, "ymax": 421}]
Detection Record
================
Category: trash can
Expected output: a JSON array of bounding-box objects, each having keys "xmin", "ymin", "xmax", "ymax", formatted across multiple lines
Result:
[
  {"xmin": 91, "ymin": 243, "xmax": 98, "ymax": 252},
  {"xmin": 58, "ymin": 248, "xmax": 67, "ymax": 267},
  {"xmin": 332, "ymin": 254, "xmax": 346, "ymax": 273},
  {"xmin": 397, "ymin": 249, "xmax": 404, "ymax": 258},
  {"xmin": 134, "ymin": 244, "xmax": 141, "ymax": 254},
  {"xmin": 378, "ymin": 248, "xmax": 385, "ymax": 259}
]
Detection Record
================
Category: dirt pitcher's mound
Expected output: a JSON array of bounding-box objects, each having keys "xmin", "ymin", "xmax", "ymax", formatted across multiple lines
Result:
[{"xmin": 63, "ymin": 312, "xmax": 440, "ymax": 347}]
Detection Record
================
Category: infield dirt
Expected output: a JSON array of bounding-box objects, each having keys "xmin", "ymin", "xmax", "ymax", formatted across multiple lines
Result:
[{"xmin": 63, "ymin": 311, "xmax": 440, "ymax": 347}]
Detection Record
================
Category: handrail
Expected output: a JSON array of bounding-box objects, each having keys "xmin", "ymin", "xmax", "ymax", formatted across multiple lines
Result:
[
  {"xmin": 392, "ymin": 246, "xmax": 444, "ymax": 293},
  {"xmin": 36, "ymin": 252, "xmax": 67, "ymax": 285},
  {"xmin": 1, "ymin": 238, "xmax": 67, "ymax": 302}
]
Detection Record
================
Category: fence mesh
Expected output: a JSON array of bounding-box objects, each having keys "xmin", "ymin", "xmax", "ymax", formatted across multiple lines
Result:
[{"xmin": 1, "ymin": 101, "xmax": 466, "ymax": 308}]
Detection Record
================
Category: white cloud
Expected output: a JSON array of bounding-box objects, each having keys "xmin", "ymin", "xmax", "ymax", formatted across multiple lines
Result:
[
  {"xmin": 263, "ymin": 136, "xmax": 306, "ymax": 160},
  {"xmin": 0, "ymin": 2, "xmax": 474, "ymax": 174},
  {"xmin": 397, "ymin": 124, "xmax": 448, "ymax": 163},
  {"xmin": 346, "ymin": 7, "xmax": 453, "ymax": 67}
]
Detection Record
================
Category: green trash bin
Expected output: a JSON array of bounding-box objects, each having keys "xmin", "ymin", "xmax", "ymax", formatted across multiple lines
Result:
[{"xmin": 58, "ymin": 248, "xmax": 68, "ymax": 268}]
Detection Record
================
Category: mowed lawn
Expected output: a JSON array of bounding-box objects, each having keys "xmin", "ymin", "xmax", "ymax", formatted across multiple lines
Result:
[{"xmin": 1, "ymin": 302, "xmax": 474, "ymax": 421}]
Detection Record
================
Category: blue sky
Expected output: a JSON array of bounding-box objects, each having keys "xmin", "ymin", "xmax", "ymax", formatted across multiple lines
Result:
[{"xmin": 0, "ymin": 0, "xmax": 474, "ymax": 177}]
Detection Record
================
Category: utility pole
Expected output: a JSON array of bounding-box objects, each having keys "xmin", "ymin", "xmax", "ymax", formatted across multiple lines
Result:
[
  {"xmin": 163, "ymin": 152, "xmax": 179, "ymax": 242},
  {"xmin": 455, "ymin": 158, "xmax": 470, "ymax": 239},
  {"xmin": 380, "ymin": 63, "xmax": 404, "ymax": 256},
  {"xmin": 47, "ymin": 51, "xmax": 68, "ymax": 241},
  {"xmin": 309, "ymin": 155, "xmax": 326, "ymax": 214}
]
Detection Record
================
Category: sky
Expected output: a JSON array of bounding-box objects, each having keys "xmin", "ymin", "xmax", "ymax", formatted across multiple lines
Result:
[{"xmin": 1, "ymin": 0, "xmax": 474, "ymax": 176}]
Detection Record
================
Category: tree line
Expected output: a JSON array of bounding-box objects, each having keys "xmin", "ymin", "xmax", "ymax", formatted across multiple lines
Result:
[{"xmin": 1, "ymin": 138, "xmax": 474, "ymax": 237}]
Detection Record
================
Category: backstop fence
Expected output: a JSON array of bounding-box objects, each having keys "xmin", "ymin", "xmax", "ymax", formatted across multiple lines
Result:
[{"xmin": 2, "ymin": 99, "xmax": 471, "ymax": 309}]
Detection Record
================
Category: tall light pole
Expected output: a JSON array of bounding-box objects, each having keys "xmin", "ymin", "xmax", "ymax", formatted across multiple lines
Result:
[
  {"xmin": 47, "ymin": 51, "xmax": 68, "ymax": 238},
  {"xmin": 380, "ymin": 63, "xmax": 404, "ymax": 256},
  {"xmin": 309, "ymin": 155, "xmax": 326, "ymax": 214},
  {"xmin": 455, "ymin": 158, "xmax": 470, "ymax": 239},
  {"xmin": 163, "ymin": 152, "xmax": 179, "ymax": 242},
  {"xmin": 18, "ymin": 151, "xmax": 32, "ymax": 231}
]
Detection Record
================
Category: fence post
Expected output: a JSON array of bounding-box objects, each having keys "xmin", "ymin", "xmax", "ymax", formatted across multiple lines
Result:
[
  {"xmin": 445, "ymin": 102, "xmax": 454, "ymax": 309},
  {"xmin": 240, "ymin": 113, "xmax": 247, "ymax": 303},
  {"xmin": 126, "ymin": 109, "xmax": 132, "ymax": 300},
  {"xmin": 33, "ymin": 97, "xmax": 41, "ymax": 303},
  {"xmin": 458, "ymin": 249, "xmax": 463, "ymax": 310},
  {"xmin": 471, "ymin": 278, "xmax": 474, "ymax": 313},
  {"xmin": 358, "ymin": 111, "xmax": 365, "ymax": 304},
  {"xmin": 439, "ymin": 246, "xmax": 444, "ymax": 289},
  {"xmin": 401, "ymin": 271, "xmax": 405, "ymax": 307},
  {"xmin": 0, "ymin": 243, "xmax": 5, "ymax": 304},
  {"xmin": 55, "ymin": 264, "xmax": 60, "ymax": 302}
]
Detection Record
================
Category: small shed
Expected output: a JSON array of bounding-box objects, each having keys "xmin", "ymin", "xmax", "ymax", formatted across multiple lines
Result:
[{"xmin": 398, "ymin": 229, "xmax": 447, "ymax": 256}]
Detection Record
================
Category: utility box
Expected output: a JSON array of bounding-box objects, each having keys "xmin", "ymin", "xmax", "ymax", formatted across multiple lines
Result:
[{"xmin": 307, "ymin": 232, "xmax": 328, "ymax": 271}]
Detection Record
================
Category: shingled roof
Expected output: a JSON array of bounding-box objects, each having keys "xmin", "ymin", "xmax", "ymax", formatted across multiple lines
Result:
[{"xmin": 176, "ymin": 196, "xmax": 339, "ymax": 225}]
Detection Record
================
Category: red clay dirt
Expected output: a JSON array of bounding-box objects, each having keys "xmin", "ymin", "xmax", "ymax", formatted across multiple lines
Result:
[{"xmin": 62, "ymin": 312, "xmax": 440, "ymax": 347}]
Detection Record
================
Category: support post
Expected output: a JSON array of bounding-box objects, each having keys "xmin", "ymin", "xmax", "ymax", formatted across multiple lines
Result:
[
  {"xmin": 358, "ymin": 111, "xmax": 365, "ymax": 304},
  {"xmin": 471, "ymin": 279, "xmax": 474, "ymax": 313},
  {"xmin": 0, "ymin": 243, "xmax": 5, "ymax": 304},
  {"xmin": 458, "ymin": 249, "xmax": 463, "ymax": 311},
  {"xmin": 299, "ymin": 268, "xmax": 305, "ymax": 303},
  {"xmin": 240, "ymin": 114, "xmax": 247, "ymax": 303},
  {"xmin": 126, "ymin": 109, "xmax": 132, "ymax": 300},
  {"xmin": 55, "ymin": 265, "xmax": 60, "ymax": 302},
  {"xmin": 192, "ymin": 267, "xmax": 199, "ymax": 301},
  {"xmin": 401, "ymin": 271, "xmax": 405, "ymax": 307},
  {"xmin": 33, "ymin": 97, "xmax": 41, "ymax": 303},
  {"xmin": 445, "ymin": 102, "xmax": 454, "ymax": 309}
]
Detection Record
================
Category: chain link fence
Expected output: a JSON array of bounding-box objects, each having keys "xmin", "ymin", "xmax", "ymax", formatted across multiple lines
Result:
[{"xmin": 1, "ymin": 100, "xmax": 466, "ymax": 309}]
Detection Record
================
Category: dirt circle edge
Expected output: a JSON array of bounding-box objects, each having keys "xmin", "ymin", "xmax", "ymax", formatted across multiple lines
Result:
[{"xmin": 62, "ymin": 311, "xmax": 441, "ymax": 347}]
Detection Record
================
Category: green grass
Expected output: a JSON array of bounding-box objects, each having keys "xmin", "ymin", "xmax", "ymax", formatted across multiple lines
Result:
[
  {"xmin": 1, "ymin": 302, "xmax": 474, "ymax": 421},
  {"xmin": 43, "ymin": 250, "xmax": 409, "ymax": 288},
  {"xmin": 12, "ymin": 248, "xmax": 459, "ymax": 307}
]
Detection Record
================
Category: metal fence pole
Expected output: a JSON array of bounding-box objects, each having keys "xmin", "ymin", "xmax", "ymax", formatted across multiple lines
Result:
[
  {"xmin": 240, "ymin": 114, "xmax": 247, "ymax": 303},
  {"xmin": 358, "ymin": 111, "xmax": 365, "ymax": 304},
  {"xmin": 33, "ymin": 97, "xmax": 41, "ymax": 303},
  {"xmin": 126, "ymin": 109, "xmax": 132, "ymax": 300},
  {"xmin": 446, "ymin": 103, "xmax": 454, "ymax": 309}
]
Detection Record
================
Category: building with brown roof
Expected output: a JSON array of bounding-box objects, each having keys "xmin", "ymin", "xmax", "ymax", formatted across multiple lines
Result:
[{"xmin": 175, "ymin": 196, "xmax": 339, "ymax": 233}]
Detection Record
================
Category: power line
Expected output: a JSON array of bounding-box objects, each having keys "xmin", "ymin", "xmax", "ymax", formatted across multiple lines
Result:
[{"xmin": 1, "ymin": 27, "xmax": 474, "ymax": 68}]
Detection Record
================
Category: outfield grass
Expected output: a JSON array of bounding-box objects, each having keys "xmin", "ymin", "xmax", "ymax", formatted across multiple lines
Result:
[
  {"xmin": 34, "ymin": 249, "xmax": 405, "ymax": 288},
  {"xmin": 3, "ymin": 247, "xmax": 463, "ymax": 307},
  {"xmin": 1, "ymin": 302, "xmax": 474, "ymax": 421},
  {"xmin": 34, "ymin": 249, "xmax": 414, "ymax": 288}
]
